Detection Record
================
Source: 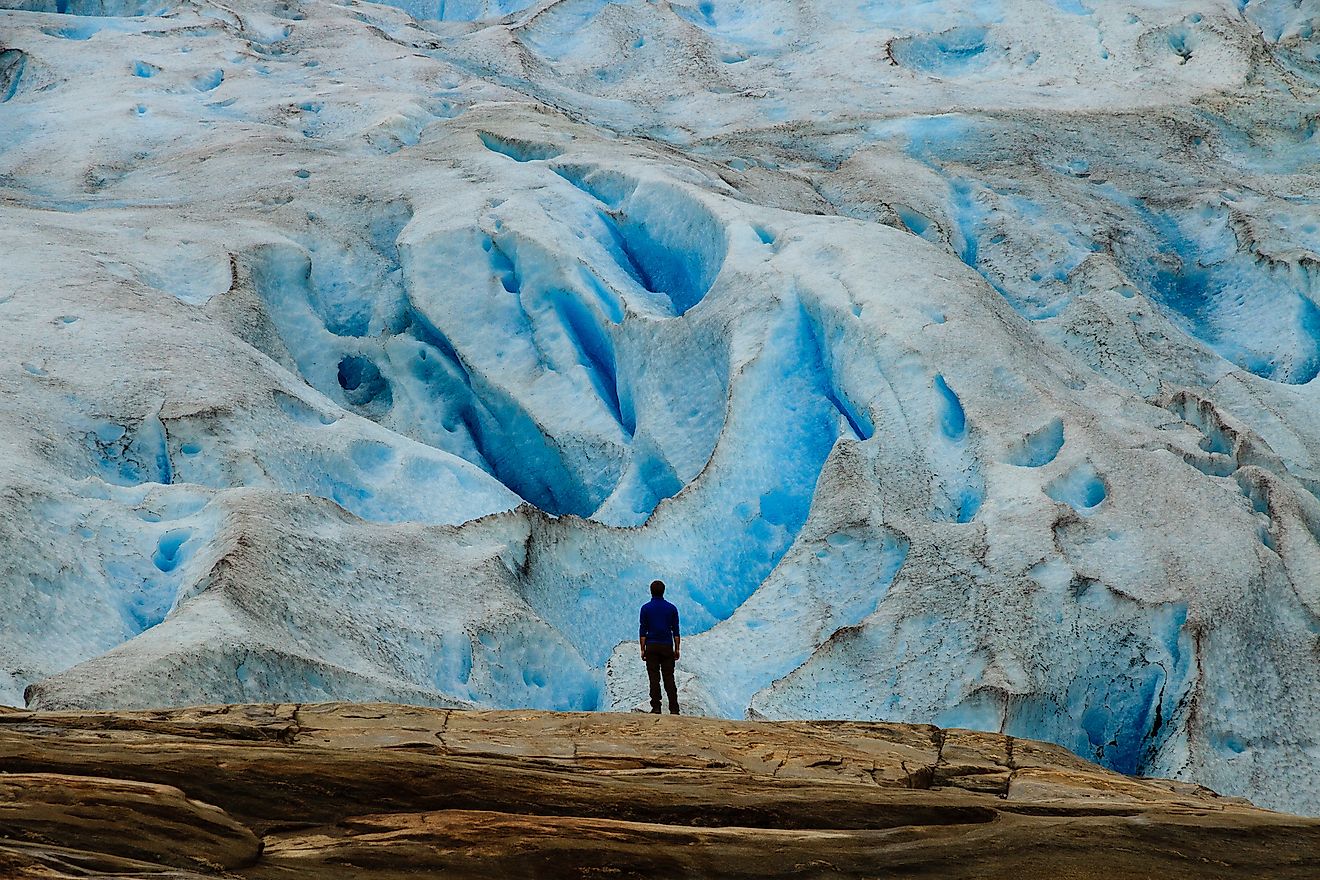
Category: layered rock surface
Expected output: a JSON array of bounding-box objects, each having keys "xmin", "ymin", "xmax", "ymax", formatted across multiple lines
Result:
[{"xmin": 1, "ymin": 702, "xmax": 1318, "ymax": 878}]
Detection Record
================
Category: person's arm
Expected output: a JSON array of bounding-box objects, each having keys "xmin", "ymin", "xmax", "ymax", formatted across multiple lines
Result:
[
  {"xmin": 672, "ymin": 606, "xmax": 681, "ymax": 660},
  {"xmin": 639, "ymin": 608, "xmax": 646, "ymax": 658}
]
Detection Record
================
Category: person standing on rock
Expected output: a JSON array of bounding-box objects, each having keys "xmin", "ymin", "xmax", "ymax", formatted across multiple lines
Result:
[{"xmin": 639, "ymin": 579, "xmax": 681, "ymax": 715}]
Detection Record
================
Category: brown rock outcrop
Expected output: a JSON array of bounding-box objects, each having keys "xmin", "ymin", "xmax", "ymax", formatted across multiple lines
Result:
[{"xmin": 0, "ymin": 703, "xmax": 1316, "ymax": 878}]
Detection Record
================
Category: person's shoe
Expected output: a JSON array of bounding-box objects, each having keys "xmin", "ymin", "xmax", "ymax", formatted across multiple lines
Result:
[
  {"xmin": 650, "ymin": 707, "xmax": 661, "ymax": 714},
  {"xmin": 670, "ymin": 707, "xmax": 681, "ymax": 715}
]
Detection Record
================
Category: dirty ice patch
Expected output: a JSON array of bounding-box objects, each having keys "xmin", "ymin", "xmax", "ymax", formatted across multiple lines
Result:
[
  {"xmin": 1045, "ymin": 462, "xmax": 1107, "ymax": 513},
  {"xmin": 889, "ymin": 26, "xmax": 1005, "ymax": 76}
]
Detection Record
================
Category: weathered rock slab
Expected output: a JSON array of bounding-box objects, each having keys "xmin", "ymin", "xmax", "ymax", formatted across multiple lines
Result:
[{"xmin": 0, "ymin": 703, "xmax": 1316, "ymax": 878}]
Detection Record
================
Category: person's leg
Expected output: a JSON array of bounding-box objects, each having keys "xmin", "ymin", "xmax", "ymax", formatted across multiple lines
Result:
[
  {"xmin": 661, "ymin": 648, "xmax": 679, "ymax": 715},
  {"xmin": 644, "ymin": 647, "xmax": 661, "ymax": 713}
]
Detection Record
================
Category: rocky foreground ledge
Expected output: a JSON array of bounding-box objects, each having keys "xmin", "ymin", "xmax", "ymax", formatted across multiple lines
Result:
[{"xmin": 0, "ymin": 704, "xmax": 1317, "ymax": 878}]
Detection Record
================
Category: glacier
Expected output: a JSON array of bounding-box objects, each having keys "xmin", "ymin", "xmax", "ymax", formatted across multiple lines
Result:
[{"xmin": 2, "ymin": 0, "xmax": 1319, "ymax": 814}]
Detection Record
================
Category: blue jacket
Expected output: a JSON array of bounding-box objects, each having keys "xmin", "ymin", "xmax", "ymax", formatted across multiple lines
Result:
[{"xmin": 639, "ymin": 597, "xmax": 680, "ymax": 646}]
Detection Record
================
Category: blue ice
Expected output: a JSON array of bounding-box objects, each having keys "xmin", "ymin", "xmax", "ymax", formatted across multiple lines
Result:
[
  {"xmin": 894, "ymin": 204, "xmax": 940, "ymax": 243},
  {"xmin": 929, "ymin": 374, "xmax": 983, "ymax": 523},
  {"xmin": 40, "ymin": 0, "xmax": 170, "ymax": 13},
  {"xmin": 859, "ymin": 0, "xmax": 1004, "ymax": 30},
  {"xmin": 0, "ymin": 51, "xmax": 26, "ymax": 103},
  {"xmin": 1005, "ymin": 603, "xmax": 1192, "ymax": 776},
  {"xmin": 42, "ymin": 24, "xmax": 101, "ymax": 40},
  {"xmin": 515, "ymin": 0, "xmax": 611, "ymax": 62},
  {"xmin": 890, "ymin": 113, "xmax": 983, "ymax": 165},
  {"xmin": 478, "ymin": 130, "xmax": 562, "ymax": 162},
  {"xmin": 553, "ymin": 164, "xmax": 638, "ymax": 210},
  {"xmin": 1049, "ymin": 0, "xmax": 1092, "ymax": 14},
  {"xmin": 86, "ymin": 415, "xmax": 172, "ymax": 486},
  {"xmin": 337, "ymin": 355, "xmax": 392, "ymax": 409},
  {"xmin": 1008, "ymin": 418, "xmax": 1064, "ymax": 467},
  {"xmin": 370, "ymin": 0, "xmax": 538, "ymax": 22},
  {"xmin": 546, "ymin": 286, "xmax": 629, "ymax": 430},
  {"xmin": 933, "ymin": 374, "xmax": 965, "ymax": 440},
  {"xmin": 1245, "ymin": 0, "xmax": 1315, "ymax": 43},
  {"xmin": 801, "ymin": 302, "xmax": 873, "ymax": 441},
  {"xmin": 471, "ymin": 619, "xmax": 601, "ymax": 710},
  {"xmin": 192, "ymin": 69, "xmax": 224, "ymax": 92},
  {"xmin": 1106, "ymin": 191, "xmax": 1320, "ymax": 384},
  {"xmin": 152, "ymin": 528, "xmax": 191, "ymax": 573},
  {"xmin": 889, "ymin": 26, "xmax": 1000, "ymax": 76},
  {"xmin": 1045, "ymin": 463, "xmax": 1106, "ymax": 513},
  {"xmin": 608, "ymin": 191, "xmax": 726, "ymax": 316},
  {"xmin": 521, "ymin": 297, "xmax": 856, "ymax": 667}
]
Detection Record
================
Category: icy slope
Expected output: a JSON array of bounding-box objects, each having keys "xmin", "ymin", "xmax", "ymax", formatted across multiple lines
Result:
[{"xmin": 2, "ymin": 0, "xmax": 1319, "ymax": 814}]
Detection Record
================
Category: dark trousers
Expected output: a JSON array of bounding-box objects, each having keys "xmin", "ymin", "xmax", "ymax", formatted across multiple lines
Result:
[{"xmin": 643, "ymin": 643, "xmax": 680, "ymax": 714}]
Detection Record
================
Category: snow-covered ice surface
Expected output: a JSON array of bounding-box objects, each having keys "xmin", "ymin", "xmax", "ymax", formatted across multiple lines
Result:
[{"xmin": 3, "ymin": 0, "xmax": 1320, "ymax": 813}]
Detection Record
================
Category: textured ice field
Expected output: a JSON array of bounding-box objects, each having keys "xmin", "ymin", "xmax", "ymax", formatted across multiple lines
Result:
[{"xmin": 2, "ymin": 0, "xmax": 1319, "ymax": 813}]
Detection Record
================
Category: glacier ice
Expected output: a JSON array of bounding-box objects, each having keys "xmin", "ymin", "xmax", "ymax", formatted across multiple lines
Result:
[{"xmin": 2, "ymin": 0, "xmax": 1320, "ymax": 815}]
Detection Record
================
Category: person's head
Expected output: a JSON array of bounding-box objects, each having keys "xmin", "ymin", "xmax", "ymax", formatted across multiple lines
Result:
[{"xmin": 650, "ymin": 579, "xmax": 665, "ymax": 598}]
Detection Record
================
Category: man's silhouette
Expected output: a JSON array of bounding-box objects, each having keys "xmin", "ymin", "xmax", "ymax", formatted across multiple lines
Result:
[{"xmin": 639, "ymin": 579, "xmax": 680, "ymax": 715}]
